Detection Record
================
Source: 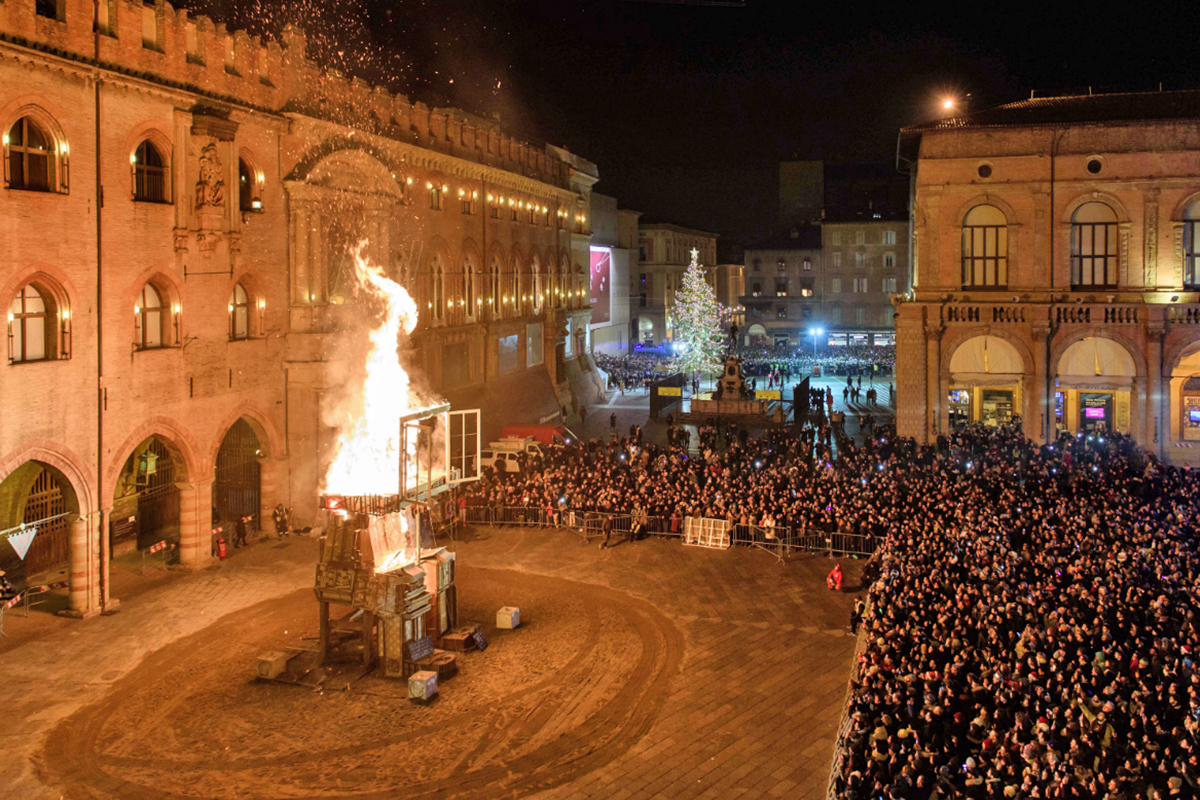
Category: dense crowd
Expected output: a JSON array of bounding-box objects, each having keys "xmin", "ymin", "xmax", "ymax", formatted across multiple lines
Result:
[
  {"xmin": 738, "ymin": 344, "xmax": 896, "ymax": 378},
  {"xmin": 465, "ymin": 417, "xmax": 1200, "ymax": 799},
  {"xmin": 594, "ymin": 352, "xmax": 676, "ymax": 393},
  {"xmin": 838, "ymin": 428, "xmax": 1200, "ymax": 800}
]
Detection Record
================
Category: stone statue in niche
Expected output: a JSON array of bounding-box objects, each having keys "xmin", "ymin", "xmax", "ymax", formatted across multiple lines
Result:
[{"xmin": 194, "ymin": 144, "xmax": 226, "ymax": 210}]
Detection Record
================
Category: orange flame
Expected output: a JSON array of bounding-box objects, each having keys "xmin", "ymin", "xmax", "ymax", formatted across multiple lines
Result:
[{"xmin": 322, "ymin": 244, "xmax": 420, "ymax": 496}]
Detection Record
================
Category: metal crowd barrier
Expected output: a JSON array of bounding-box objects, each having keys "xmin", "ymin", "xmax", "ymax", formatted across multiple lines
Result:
[{"xmin": 459, "ymin": 506, "xmax": 877, "ymax": 558}]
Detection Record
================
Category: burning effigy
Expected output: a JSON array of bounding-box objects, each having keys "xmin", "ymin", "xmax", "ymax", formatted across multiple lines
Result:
[{"xmin": 307, "ymin": 245, "xmax": 474, "ymax": 682}]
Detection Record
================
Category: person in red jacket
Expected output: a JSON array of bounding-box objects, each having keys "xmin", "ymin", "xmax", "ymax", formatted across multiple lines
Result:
[{"xmin": 827, "ymin": 562, "xmax": 844, "ymax": 591}]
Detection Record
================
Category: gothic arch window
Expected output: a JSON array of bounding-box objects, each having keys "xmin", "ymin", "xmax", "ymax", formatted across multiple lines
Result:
[
  {"xmin": 489, "ymin": 258, "xmax": 501, "ymax": 316},
  {"xmin": 432, "ymin": 260, "xmax": 445, "ymax": 322},
  {"xmin": 463, "ymin": 257, "xmax": 476, "ymax": 318},
  {"xmin": 8, "ymin": 282, "xmax": 69, "ymax": 363},
  {"xmin": 132, "ymin": 139, "xmax": 169, "ymax": 202},
  {"xmin": 238, "ymin": 157, "xmax": 262, "ymax": 212},
  {"xmin": 1071, "ymin": 202, "xmax": 1119, "ymax": 289},
  {"xmin": 532, "ymin": 258, "xmax": 543, "ymax": 314},
  {"xmin": 5, "ymin": 116, "xmax": 65, "ymax": 193},
  {"xmin": 961, "ymin": 204, "xmax": 1008, "ymax": 288},
  {"xmin": 229, "ymin": 282, "xmax": 251, "ymax": 340},
  {"xmin": 135, "ymin": 282, "xmax": 169, "ymax": 349}
]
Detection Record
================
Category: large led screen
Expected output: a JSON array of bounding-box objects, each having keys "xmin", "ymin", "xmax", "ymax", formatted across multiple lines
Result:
[{"xmin": 590, "ymin": 247, "xmax": 611, "ymax": 325}]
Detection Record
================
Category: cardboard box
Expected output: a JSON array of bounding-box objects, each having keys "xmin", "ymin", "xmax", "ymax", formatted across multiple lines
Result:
[
  {"xmin": 408, "ymin": 670, "xmax": 438, "ymax": 702},
  {"xmin": 496, "ymin": 606, "xmax": 520, "ymax": 629}
]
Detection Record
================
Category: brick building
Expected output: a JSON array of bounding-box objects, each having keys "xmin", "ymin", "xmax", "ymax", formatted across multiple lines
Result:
[
  {"xmin": 740, "ymin": 229, "xmax": 823, "ymax": 346},
  {"xmin": 0, "ymin": 0, "xmax": 597, "ymax": 616},
  {"xmin": 894, "ymin": 90, "xmax": 1200, "ymax": 461}
]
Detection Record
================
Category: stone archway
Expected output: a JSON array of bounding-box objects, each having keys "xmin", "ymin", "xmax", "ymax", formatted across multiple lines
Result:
[
  {"xmin": 0, "ymin": 461, "xmax": 80, "ymax": 586},
  {"xmin": 946, "ymin": 335, "xmax": 1026, "ymax": 428},
  {"xmin": 1055, "ymin": 337, "xmax": 1137, "ymax": 436},
  {"xmin": 111, "ymin": 435, "xmax": 190, "ymax": 556}
]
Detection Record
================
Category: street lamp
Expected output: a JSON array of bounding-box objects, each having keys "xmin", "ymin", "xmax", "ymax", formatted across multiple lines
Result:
[{"xmin": 810, "ymin": 328, "xmax": 823, "ymax": 358}]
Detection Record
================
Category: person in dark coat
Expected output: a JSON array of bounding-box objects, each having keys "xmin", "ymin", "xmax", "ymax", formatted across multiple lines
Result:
[{"xmin": 234, "ymin": 515, "xmax": 249, "ymax": 548}]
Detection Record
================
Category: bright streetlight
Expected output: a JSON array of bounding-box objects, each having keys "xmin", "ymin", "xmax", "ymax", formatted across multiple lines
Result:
[{"xmin": 809, "ymin": 327, "xmax": 823, "ymax": 357}]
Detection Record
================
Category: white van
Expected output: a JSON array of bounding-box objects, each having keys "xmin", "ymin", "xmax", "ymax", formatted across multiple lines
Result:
[{"xmin": 480, "ymin": 437, "xmax": 544, "ymax": 473}]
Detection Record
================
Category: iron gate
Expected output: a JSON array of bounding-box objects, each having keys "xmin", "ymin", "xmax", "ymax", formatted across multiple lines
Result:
[
  {"xmin": 137, "ymin": 438, "xmax": 179, "ymax": 550},
  {"xmin": 23, "ymin": 468, "xmax": 68, "ymax": 576},
  {"xmin": 214, "ymin": 419, "xmax": 260, "ymax": 528}
]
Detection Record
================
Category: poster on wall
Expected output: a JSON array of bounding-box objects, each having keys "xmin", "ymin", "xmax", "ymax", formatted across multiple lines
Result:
[
  {"xmin": 590, "ymin": 247, "xmax": 611, "ymax": 325},
  {"xmin": 1184, "ymin": 395, "xmax": 1200, "ymax": 440}
]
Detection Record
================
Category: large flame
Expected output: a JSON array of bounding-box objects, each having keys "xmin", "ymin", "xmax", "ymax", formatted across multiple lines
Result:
[{"xmin": 322, "ymin": 244, "xmax": 420, "ymax": 496}]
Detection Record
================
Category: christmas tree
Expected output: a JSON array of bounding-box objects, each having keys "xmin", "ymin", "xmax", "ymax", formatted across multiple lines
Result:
[{"xmin": 672, "ymin": 248, "xmax": 725, "ymax": 379}]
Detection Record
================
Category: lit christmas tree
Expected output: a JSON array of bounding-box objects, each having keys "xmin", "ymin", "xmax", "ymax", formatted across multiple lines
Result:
[{"xmin": 672, "ymin": 247, "xmax": 725, "ymax": 379}]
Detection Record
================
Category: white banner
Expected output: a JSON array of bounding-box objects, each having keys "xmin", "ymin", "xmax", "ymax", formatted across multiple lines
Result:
[{"xmin": 8, "ymin": 525, "xmax": 37, "ymax": 561}]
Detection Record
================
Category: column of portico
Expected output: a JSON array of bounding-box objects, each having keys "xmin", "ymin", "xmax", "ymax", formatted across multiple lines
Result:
[
  {"xmin": 1030, "ymin": 329, "xmax": 1049, "ymax": 445},
  {"xmin": 178, "ymin": 479, "xmax": 213, "ymax": 568},
  {"xmin": 925, "ymin": 326, "xmax": 942, "ymax": 444},
  {"xmin": 1147, "ymin": 328, "xmax": 1165, "ymax": 461},
  {"xmin": 66, "ymin": 514, "xmax": 101, "ymax": 618}
]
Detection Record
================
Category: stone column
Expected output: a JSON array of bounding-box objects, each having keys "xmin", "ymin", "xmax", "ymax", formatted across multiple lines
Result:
[
  {"xmin": 178, "ymin": 479, "xmax": 213, "ymax": 568},
  {"xmin": 925, "ymin": 326, "xmax": 942, "ymax": 444},
  {"xmin": 1031, "ymin": 329, "xmax": 1049, "ymax": 444},
  {"xmin": 1148, "ymin": 328, "xmax": 1165, "ymax": 460},
  {"xmin": 258, "ymin": 456, "xmax": 286, "ymax": 532},
  {"xmin": 67, "ymin": 513, "xmax": 100, "ymax": 618}
]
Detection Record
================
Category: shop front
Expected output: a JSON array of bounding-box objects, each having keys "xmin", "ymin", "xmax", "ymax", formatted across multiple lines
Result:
[
  {"xmin": 947, "ymin": 335, "xmax": 1025, "ymax": 429},
  {"xmin": 1054, "ymin": 338, "xmax": 1136, "ymax": 437}
]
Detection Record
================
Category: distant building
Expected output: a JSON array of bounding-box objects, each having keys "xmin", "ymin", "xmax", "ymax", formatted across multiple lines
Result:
[
  {"xmin": 633, "ymin": 223, "xmax": 718, "ymax": 345},
  {"xmin": 740, "ymin": 229, "xmax": 823, "ymax": 346},
  {"xmin": 895, "ymin": 89, "xmax": 1200, "ymax": 462},
  {"xmin": 821, "ymin": 217, "xmax": 909, "ymax": 346},
  {"xmin": 587, "ymin": 194, "xmax": 640, "ymax": 355}
]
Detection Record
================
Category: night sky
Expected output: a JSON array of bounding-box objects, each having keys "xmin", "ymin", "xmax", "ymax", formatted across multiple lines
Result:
[{"xmin": 187, "ymin": 0, "xmax": 1199, "ymax": 247}]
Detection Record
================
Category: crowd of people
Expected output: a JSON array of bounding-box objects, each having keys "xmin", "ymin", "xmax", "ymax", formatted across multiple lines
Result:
[
  {"xmin": 464, "ymin": 413, "xmax": 1200, "ymax": 800},
  {"xmin": 594, "ymin": 352, "xmax": 676, "ymax": 394},
  {"xmin": 838, "ymin": 428, "xmax": 1200, "ymax": 800},
  {"xmin": 737, "ymin": 344, "xmax": 896, "ymax": 379}
]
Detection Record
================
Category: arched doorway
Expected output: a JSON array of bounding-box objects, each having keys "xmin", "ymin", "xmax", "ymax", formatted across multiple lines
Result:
[
  {"xmin": 214, "ymin": 418, "xmax": 261, "ymax": 528},
  {"xmin": 1167, "ymin": 346, "xmax": 1200, "ymax": 445},
  {"xmin": 0, "ymin": 461, "xmax": 78, "ymax": 585},
  {"xmin": 947, "ymin": 335, "xmax": 1025, "ymax": 429},
  {"xmin": 1055, "ymin": 337, "xmax": 1136, "ymax": 436},
  {"xmin": 747, "ymin": 324, "xmax": 768, "ymax": 346},
  {"xmin": 111, "ymin": 436, "xmax": 180, "ymax": 555}
]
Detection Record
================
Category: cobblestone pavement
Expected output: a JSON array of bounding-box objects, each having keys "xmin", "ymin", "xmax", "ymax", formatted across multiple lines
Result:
[{"xmin": 4, "ymin": 525, "xmax": 864, "ymax": 800}]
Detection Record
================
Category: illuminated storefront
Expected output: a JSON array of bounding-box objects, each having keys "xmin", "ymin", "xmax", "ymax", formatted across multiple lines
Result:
[
  {"xmin": 1054, "ymin": 337, "xmax": 1135, "ymax": 436},
  {"xmin": 947, "ymin": 335, "xmax": 1024, "ymax": 428}
]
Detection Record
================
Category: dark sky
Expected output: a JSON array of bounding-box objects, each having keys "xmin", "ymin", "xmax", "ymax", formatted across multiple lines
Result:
[{"xmin": 191, "ymin": 0, "xmax": 1199, "ymax": 246}]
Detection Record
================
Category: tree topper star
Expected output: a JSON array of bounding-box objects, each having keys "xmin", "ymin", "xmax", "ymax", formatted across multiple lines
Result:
[{"xmin": 689, "ymin": 247, "xmax": 700, "ymax": 262}]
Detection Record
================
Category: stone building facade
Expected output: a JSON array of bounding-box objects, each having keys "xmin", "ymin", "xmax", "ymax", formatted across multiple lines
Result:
[
  {"xmin": 895, "ymin": 90, "xmax": 1200, "ymax": 462},
  {"xmin": 633, "ymin": 223, "xmax": 718, "ymax": 345},
  {"xmin": 821, "ymin": 218, "xmax": 907, "ymax": 345},
  {"xmin": 740, "ymin": 229, "xmax": 823, "ymax": 346},
  {"xmin": 0, "ymin": 0, "xmax": 596, "ymax": 616}
]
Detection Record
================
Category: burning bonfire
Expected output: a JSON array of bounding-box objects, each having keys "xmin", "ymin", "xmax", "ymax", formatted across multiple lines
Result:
[{"xmin": 307, "ymin": 243, "xmax": 463, "ymax": 682}]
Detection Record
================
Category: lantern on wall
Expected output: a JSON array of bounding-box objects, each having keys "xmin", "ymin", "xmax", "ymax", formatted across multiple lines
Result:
[{"xmin": 137, "ymin": 450, "xmax": 159, "ymax": 485}]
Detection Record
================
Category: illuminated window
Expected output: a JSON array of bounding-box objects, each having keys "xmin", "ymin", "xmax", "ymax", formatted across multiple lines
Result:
[
  {"xmin": 9, "ymin": 285, "xmax": 48, "ymax": 362},
  {"xmin": 136, "ymin": 283, "xmax": 165, "ymax": 349},
  {"xmin": 6, "ymin": 117, "xmax": 56, "ymax": 192},
  {"xmin": 430, "ymin": 185, "xmax": 444, "ymax": 210},
  {"xmin": 229, "ymin": 283, "xmax": 250, "ymax": 340},
  {"xmin": 1183, "ymin": 199, "xmax": 1200, "ymax": 288},
  {"xmin": 1070, "ymin": 202, "xmax": 1118, "ymax": 289},
  {"xmin": 775, "ymin": 279, "xmax": 787, "ymax": 297},
  {"xmin": 962, "ymin": 204, "xmax": 1008, "ymax": 288},
  {"xmin": 238, "ymin": 158, "xmax": 261, "ymax": 212},
  {"xmin": 133, "ymin": 140, "xmax": 168, "ymax": 203}
]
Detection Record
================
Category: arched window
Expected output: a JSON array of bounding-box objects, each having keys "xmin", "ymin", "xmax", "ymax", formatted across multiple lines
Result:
[
  {"xmin": 432, "ymin": 262, "xmax": 444, "ymax": 322},
  {"xmin": 489, "ymin": 259, "xmax": 501, "ymax": 315},
  {"xmin": 1183, "ymin": 199, "xmax": 1200, "ymax": 288},
  {"xmin": 532, "ymin": 258, "xmax": 543, "ymax": 314},
  {"xmin": 229, "ymin": 283, "xmax": 250, "ymax": 340},
  {"xmin": 133, "ymin": 140, "xmax": 168, "ymax": 202},
  {"xmin": 9, "ymin": 284, "xmax": 48, "ymax": 362},
  {"xmin": 136, "ymin": 283, "xmax": 165, "ymax": 349},
  {"xmin": 6, "ymin": 116, "xmax": 56, "ymax": 192},
  {"xmin": 961, "ymin": 204, "xmax": 1008, "ymax": 288},
  {"xmin": 1071, "ymin": 202, "xmax": 1118, "ymax": 289},
  {"xmin": 513, "ymin": 261, "xmax": 523, "ymax": 316},
  {"xmin": 238, "ymin": 158, "xmax": 261, "ymax": 211},
  {"xmin": 464, "ymin": 258, "xmax": 476, "ymax": 316}
]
